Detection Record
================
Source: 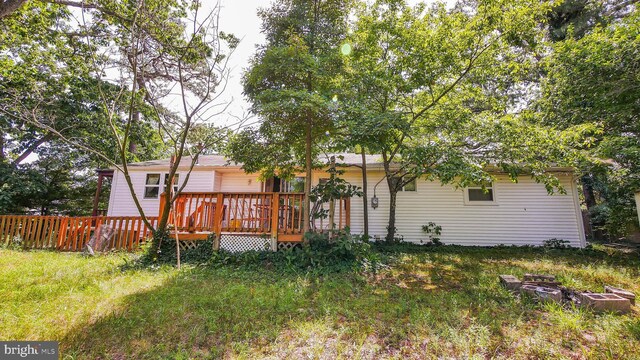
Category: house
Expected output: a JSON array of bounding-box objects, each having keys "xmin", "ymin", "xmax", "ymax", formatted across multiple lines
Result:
[{"xmin": 101, "ymin": 153, "xmax": 586, "ymax": 248}]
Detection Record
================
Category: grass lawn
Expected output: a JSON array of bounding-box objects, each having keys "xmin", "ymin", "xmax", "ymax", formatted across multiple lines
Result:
[{"xmin": 1, "ymin": 245, "xmax": 639, "ymax": 359}]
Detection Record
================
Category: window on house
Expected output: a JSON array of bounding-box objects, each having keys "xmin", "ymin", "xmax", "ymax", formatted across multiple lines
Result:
[
  {"xmin": 144, "ymin": 173, "xmax": 161, "ymax": 198},
  {"xmin": 282, "ymin": 177, "xmax": 305, "ymax": 192},
  {"xmin": 164, "ymin": 173, "xmax": 180, "ymax": 194},
  {"xmin": 465, "ymin": 182, "xmax": 496, "ymax": 204},
  {"xmin": 391, "ymin": 176, "xmax": 417, "ymax": 192}
]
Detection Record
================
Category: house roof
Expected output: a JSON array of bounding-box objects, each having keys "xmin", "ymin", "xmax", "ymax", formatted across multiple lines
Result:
[
  {"xmin": 123, "ymin": 153, "xmax": 385, "ymax": 170},
  {"xmin": 120, "ymin": 153, "xmax": 573, "ymax": 173},
  {"xmin": 127, "ymin": 154, "xmax": 231, "ymax": 168}
]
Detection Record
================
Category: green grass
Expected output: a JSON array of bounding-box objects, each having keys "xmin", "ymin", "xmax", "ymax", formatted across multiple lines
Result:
[{"xmin": 0, "ymin": 245, "xmax": 639, "ymax": 359}]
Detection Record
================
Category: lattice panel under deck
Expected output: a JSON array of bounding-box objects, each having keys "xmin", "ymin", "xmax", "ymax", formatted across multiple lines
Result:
[
  {"xmin": 277, "ymin": 242, "xmax": 301, "ymax": 251},
  {"xmin": 220, "ymin": 234, "xmax": 272, "ymax": 253},
  {"xmin": 179, "ymin": 240, "xmax": 201, "ymax": 251}
]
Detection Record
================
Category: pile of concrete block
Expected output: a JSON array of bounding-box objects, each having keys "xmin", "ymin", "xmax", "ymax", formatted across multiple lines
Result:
[{"xmin": 499, "ymin": 274, "xmax": 635, "ymax": 314}]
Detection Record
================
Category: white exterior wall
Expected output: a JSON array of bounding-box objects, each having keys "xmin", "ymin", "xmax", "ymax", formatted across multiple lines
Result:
[
  {"xmin": 217, "ymin": 172, "xmax": 262, "ymax": 192},
  {"xmin": 106, "ymin": 166, "xmax": 585, "ymax": 247},
  {"xmin": 343, "ymin": 170, "xmax": 586, "ymax": 247},
  {"xmin": 107, "ymin": 170, "xmax": 215, "ymax": 217}
]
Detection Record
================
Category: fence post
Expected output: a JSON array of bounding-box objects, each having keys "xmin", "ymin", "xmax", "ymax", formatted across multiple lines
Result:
[
  {"xmin": 57, "ymin": 217, "xmax": 68, "ymax": 250},
  {"xmin": 270, "ymin": 193, "xmax": 280, "ymax": 251}
]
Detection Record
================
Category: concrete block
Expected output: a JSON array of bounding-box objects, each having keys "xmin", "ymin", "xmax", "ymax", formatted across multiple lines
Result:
[
  {"xmin": 579, "ymin": 293, "xmax": 631, "ymax": 314},
  {"xmin": 499, "ymin": 275, "xmax": 522, "ymax": 290},
  {"xmin": 520, "ymin": 284, "xmax": 563, "ymax": 303},
  {"xmin": 523, "ymin": 273, "xmax": 556, "ymax": 282},
  {"xmin": 604, "ymin": 286, "xmax": 635, "ymax": 305}
]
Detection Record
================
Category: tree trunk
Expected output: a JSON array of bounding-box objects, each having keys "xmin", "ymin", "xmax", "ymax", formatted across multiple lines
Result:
[
  {"xmin": 128, "ymin": 111, "xmax": 139, "ymax": 154},
  {"xmin": 360, "ymin": 148, "xmax": 369, "ymax": 238},
  {"xmin": 0, "ymin": 133, "xmax": 5, "ymax": 162},
  {"xmin": 581, "ymin": 174, "xmax": 603, "ymax": 240},
  {"xmin": 382, "ymin": 157, "xmax": 398, "ymax": 242},
  {"xmin": 386, "ymin": 187, "xmax": 398, "ymax": 242},
  {"xmin": 328, "ymin": 155, "xmax": 336, "ymax": 238},
  {"xmin": 303, "ymin": 121, "xmax": 312, "ymax": 236}
]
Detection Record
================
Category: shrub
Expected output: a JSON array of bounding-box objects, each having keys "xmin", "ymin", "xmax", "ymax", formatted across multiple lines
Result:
[
  {"xmin": 421, "ymin": 222, "xmax": 443, "ymax": 246},
  {"xmin": 139, "ymin": 231, "xmax": 214, "ymax": 266},
  {"xmin": 209, "ymin": 230, "xmax": 383, "ymax": 274},
  {"xmin": 542, "ymin": 238, "xmax": 570, "ymax": 249}
]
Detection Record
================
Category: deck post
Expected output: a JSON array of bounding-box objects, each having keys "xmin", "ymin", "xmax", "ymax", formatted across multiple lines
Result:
[
  {"xmin": 213, "ymin": 193, "xmax": 224, "ymax": 251},
  {"xmin": 158, "ymin": 192, "xmax": 167, "ymax": 223},
  {"xmin": 270, "ymin": 193, "xmax": 279, "ymax": 251},
  {"xmin": 345, "ymin": 197, "xmax": 351, "ymax": 228}
]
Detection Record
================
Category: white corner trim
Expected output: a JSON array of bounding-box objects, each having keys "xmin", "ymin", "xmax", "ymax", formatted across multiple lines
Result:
[{"xmin": 571, "ymin": 176, "xmax": 587, "ymax": 247}]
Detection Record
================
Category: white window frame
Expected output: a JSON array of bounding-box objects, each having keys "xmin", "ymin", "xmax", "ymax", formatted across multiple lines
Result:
[
  {"xmin": 143, "ymin": 173, "xmax": 161, "ymax": 199},
  {"xmin": 143, "ymin": 173, "xmax": 180, "ymax": 199},
  {"xmin": 164, "ymin": 173, "xmax": 180, "ymax": 194},
  {"xmin": 464, "ymin": 182, "xmax": 498, "ymax": 206}
]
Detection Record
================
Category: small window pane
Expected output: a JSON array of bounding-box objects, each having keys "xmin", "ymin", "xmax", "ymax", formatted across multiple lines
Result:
[
  {"xmin": 144, "ymin": 186, "xmax": 159, "ymax": 198},
  {"xmin": 146, "ymin": 174, "xmax": 160, "ymax": 185},
  {"xmin": 290, "ymin": 177, "xmax": 305, "ymax": 192},
  {"xmin": 164, "ymin": 173, "xmax": 179, "ymax": 185},
  {"xmin": 403, "ymin": 179, "xmax": 417, "ymax": 191},
  {"xmin": 468, "ymin": 188, "xmax": 493, "ymax": 201}
]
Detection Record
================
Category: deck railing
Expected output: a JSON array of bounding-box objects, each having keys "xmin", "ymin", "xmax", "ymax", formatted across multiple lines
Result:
[
  {"xmin": 0, "ymin": 192, "xmax": 352, "ymax": 251},
  {"xmin": 160, "ymin": 191, "xmax": 350, "ymax": 241}
]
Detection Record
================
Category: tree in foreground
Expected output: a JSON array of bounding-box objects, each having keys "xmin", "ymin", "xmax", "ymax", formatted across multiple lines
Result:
[
  {"xmin": 540, "ymin": 6, "xmax": 640, "ymax": 239},
  {"xmin": 235, "ymin": 0, "xmax": 352, "ymax": 235},
  {"xmin": 339, "ymin": 0, "xmax": 590, "ymax": 241},
  {"xmin": 1, "ymin": 0, "xmax": 239, "ymax": 239}
]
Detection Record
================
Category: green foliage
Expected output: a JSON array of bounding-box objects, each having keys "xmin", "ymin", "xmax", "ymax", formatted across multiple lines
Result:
[
  {"xmin": 0, "ymin": 151, "xmax": 104, "ymax": 215},
  {"xmin": 421, "ymin": 222, "xmax": 443, "ymax": 246},
  {"xmin": 542, "ymin": 238, "xmax": 570, "ymax": 249},
  {"xmin": 309, "ymin": 169, "xmax": 362, "ymax": 222},
  {"xmin": 138, "ymin": 231, "xmax": 214, "ymax": 266},
  {"xmin": 541, "ymin": 7, "xmax": 640, "ymax": 239},
  {"xmin": 210, "ymin": 230, "xmax": 381, "ymax": 275},
  {"xmin": 339, "ymin": 0, "xmax": 583, "ymax": 241},
  {"xmin": 230, "ymin": 0, "xmax": 352, "ymax": 178}
]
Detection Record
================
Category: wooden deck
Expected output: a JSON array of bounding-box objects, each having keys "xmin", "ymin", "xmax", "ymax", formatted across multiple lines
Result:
[
  {"xmin": 162, "ymin": 192, "xmax": 351, "ymax": 243},
  {"xmin": 0, "ymin": 192, "xmax": 351, "ymax": 251}
]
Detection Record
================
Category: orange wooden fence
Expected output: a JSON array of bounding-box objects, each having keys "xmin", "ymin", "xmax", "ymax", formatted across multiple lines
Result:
[{"xmin": 0, "ymin": 215, "xmax": 158, "ymax": 251}]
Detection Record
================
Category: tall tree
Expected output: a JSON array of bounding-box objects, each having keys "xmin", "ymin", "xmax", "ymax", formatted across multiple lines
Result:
[
  {"xmin": 540, "ymin": 6, "xmax": 640, "ymax": 238},
  {"xmin": 341, "ymin": 0, "xmax": 587, "ymax": 241},
  {"xmin": 241, "ymin": 0, "xmax": 351, "ymax": 234},
  {"xmin": 1, "ymin": 0, "xmax": 239, "ymax": 236}
]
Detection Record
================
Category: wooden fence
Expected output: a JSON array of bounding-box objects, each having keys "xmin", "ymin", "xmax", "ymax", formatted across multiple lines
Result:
[{"xmin": 0, "ymin": 215, "xmax": 158, "ymax": 251}]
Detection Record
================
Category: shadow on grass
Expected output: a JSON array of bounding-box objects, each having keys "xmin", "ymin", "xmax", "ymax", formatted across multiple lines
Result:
[{"xmin": 60, "ymin": 245, "xmax": 640, "ymax": 359}]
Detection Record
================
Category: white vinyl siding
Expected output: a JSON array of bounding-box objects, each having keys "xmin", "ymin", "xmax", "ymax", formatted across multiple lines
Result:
[
  {"xmin": 343, "ymin": 171, "xmax": 585, "ymax": 247},
  {"xmin": 218, "ymin": 172, "xmax": 262, "ymax": 192},
  {"xmin": 106, "ymin": 167, "xmax": 585, "ymax": 247},
  {"xmin": 107, "ymin": 170, "xmax": 215, "ymax": 217}
]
